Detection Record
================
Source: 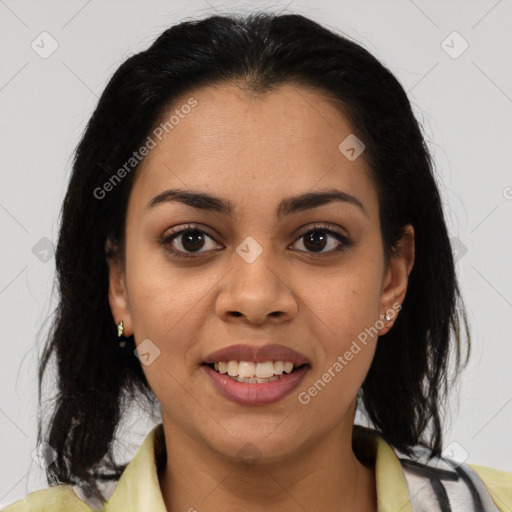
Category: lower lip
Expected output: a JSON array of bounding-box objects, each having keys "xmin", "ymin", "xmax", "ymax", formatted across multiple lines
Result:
[{"xmin": 202, "ymin": 364, "xmax": 310, "ymax": 406}]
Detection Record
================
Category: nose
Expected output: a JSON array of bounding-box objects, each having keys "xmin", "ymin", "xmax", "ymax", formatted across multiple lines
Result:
[{"xmin": 215, "ymin": 248, "xmax": 298, "ymax": 325}]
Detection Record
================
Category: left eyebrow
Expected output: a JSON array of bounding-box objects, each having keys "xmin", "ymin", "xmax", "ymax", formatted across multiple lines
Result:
[{"xmin": 146, "ymin": 186, "xmax": 368, "ymax": 219}]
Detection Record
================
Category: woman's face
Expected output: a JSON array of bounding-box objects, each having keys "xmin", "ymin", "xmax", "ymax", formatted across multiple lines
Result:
[{"xmin": 108, "ymin": 82, "xmax": 414, "ymax": 463}]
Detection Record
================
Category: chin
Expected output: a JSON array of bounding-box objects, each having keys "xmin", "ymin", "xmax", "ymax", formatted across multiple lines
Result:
[{"xmin": 207, "ymin": 422, "xmax": 307, "ymax": 465}]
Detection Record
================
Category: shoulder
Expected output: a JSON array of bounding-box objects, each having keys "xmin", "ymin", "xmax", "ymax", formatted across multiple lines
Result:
[
  {"xmin": 468, "ymin": 463, "xmax": 512, "ymax": 510},
  {"xmin": 1, "ymin": 484, "xmax": 92, "ymax": 512},
  {"xmin": 392, "ymin": 442, "xmax": 511, "ymax": 512}
]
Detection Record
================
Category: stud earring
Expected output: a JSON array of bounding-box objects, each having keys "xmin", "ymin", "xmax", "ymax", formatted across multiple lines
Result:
[
  {"xmin": 117, "ymin": 320, "xmax": 129, "ymax": 348},
  {"xmin": 384, "ymin": 313, "xmax": 392, "ymax": 322},
  {"xmin": 117, "ymin": 320, "xmax": 124, "ymax": 337}
]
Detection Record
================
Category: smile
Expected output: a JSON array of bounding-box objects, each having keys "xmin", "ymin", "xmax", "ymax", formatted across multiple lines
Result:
[{"xmin": 202, "ymin": 361, "xmax": 310, "ymax": 405}]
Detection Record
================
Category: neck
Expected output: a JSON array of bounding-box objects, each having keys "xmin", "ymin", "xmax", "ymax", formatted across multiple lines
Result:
[{"xmin": 158, "ymin": 412, "xmax": 377, "ymax": 512}]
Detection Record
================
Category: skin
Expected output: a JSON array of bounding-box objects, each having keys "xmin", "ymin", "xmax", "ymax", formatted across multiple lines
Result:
[{"xmin": 107, "ymin": 82, "xmax": 415, "ymax": 512}]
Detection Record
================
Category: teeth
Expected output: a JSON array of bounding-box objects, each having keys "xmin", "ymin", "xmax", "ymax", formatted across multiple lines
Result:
[
  {"xmin": 283, "ymin": 362, "xmax": 294, "ymax": 374},
  {"xmin": 255, "ymin": 361, "xmax": 274, "ymax": 378},
  {"xmin": 256, "ymin": 376, "xmax": 277, "ymax": 383},
  {"xmin": 227, "ymin": 360, "xmax": 238, "ymax": 376},
  {"xmin": 231, "ymin": 375, "xmax": 281, "ymax": 383},
  {"xmin": 238, "ymin": 361, "xmax": 256, "ymax": 378},
  {"xmin": 210, "ymin": 360, "xmax": 299, "ymax": 378}
]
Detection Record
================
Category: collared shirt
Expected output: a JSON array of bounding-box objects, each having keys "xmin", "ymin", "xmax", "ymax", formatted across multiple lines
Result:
[{"xmin": 2, "ymin": 424, "xmax": 511, "ymax": 511}]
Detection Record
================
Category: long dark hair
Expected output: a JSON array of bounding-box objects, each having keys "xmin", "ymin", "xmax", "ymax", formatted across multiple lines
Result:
[{"xmin": 38, "ymin": 11, "xmax": 470, "ymax": 503}]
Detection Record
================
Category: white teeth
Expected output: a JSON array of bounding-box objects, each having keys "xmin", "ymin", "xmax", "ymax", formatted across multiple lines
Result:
[
  {"xmin": 256, "ymin": 377, "xmax": 272, "ymax": 383},
  {"xmin": 273, "ymin": 360, "xmax": 284, "ymax": 373},
  {"xmin": 210, "ymin": 360, "xmax": 300, "ymax": 379},
  {"xmin": 238, "ymin": 361, "xmax": 256, "ymax": 378},
  {"xmin": 231, "ymin": 375, "xmax": 281, "ymax": 383},
  {"xmin": 283, "ymin": 362, "xmax": 294, "ymax": 374},
  {"xmin": 255, "ymin": 361, "xmax": 274, "ymax": 378},
  {"xmin": 227, "ymin": 360, "xmax": 238, "ymax": 376}
]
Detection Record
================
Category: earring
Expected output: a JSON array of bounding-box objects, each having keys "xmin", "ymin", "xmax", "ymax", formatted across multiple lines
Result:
[
  {"xmin": 384, "ymin": 313, "xmax": 392, "ymax": 322},
  {"xmin": 117, "ymin": 320, "xmax": 129, "ymax": 348}
]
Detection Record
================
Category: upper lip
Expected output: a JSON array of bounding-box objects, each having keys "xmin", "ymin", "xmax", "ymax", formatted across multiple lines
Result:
[{"xmin": 203, "ymin": 343, "xmax": 310, "ymax": 366}]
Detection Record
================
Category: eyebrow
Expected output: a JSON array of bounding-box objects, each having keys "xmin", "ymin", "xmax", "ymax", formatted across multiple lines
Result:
[{"xmin": 146, "ymin": 187, "xmax": 367, "ymax": 220}]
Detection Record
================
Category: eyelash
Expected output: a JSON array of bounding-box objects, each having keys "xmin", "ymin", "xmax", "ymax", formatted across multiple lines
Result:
[{"xmin": 160, "ymin": 223, "xmax": 351, "ymax": 259}]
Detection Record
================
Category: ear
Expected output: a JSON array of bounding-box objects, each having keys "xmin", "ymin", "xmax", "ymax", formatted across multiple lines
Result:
[
  {"xmin": 378, "ymin": 224, "xmax": 415, "ymax": 335},
  {"xmin": 105, "ymin": 238, "xmax": 133, "ymax": 337}
]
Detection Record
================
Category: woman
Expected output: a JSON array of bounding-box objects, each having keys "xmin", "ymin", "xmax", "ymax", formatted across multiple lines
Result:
[{"xmin": 3, "ymin": 11, "xmax": 510, "ymax": 512}]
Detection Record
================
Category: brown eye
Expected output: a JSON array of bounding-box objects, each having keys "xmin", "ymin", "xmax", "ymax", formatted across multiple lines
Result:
[
  {"xmin": 178, "ymin": 230, "xmax": 206, "ymax": 252},
  {"xmin": 161, "ymin": 225, "xmax": 221, "ymax": 259},
  {"xmin": 291, "ymin": 224, "xmax": 351, "ymax": 255}
]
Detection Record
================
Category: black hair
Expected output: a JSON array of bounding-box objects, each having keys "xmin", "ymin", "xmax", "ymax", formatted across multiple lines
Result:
[{"xmin": 38, "ymin": 11, "xmax": 470, "ymax": 503}]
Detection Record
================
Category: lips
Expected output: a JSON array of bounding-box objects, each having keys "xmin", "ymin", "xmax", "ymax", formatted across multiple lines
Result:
[
  {"xmin": 203, "ymin": 343, "xmax": 310, "ymax": 366},
  {"xmin": 201, "ymin": 343, "xmax": 311, "ymax": 406},
  {"xmin": 202, "ymin": 364, "xmax": 310, "ymax": 405}
]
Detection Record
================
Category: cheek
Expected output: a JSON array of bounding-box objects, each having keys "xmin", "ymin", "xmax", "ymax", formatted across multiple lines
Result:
[
  {"xmin": 297, "ymin": 270, "xmax": 380, "ymax": 413},
  {"xmin": 302, "ymin": 262, "xmax": 383, "ymax": 345},
  {"xmin": 125, "ymin": 233, "xmax": 211, "ymax": 334},
  {"xmin": 124, "ymin": 245, "xmax": 228, "ymax": 400}
]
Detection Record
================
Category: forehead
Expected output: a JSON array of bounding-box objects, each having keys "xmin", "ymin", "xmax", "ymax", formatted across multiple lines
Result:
[{"xmin": 129, "ymin": 82, "xmax": 377, "ymax": 219}]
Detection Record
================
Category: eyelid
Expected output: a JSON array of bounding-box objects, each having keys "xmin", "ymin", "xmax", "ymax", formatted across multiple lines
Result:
[
  {"xmin": 294, "ymin": 222, "xmax": 347, "ymax": 238},
  {"xmin": 163, "ymin": 223, "xmax": 217, "ymax": 240}
]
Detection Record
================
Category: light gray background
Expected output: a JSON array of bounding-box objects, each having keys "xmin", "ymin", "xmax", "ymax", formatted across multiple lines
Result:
[{"xmin": 1, "ymin": 0, "xmax": 511, "ymax": 507}]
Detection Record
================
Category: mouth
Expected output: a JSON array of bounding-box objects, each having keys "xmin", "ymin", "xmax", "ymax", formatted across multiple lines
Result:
[
  {"xmin": 201, "ymin": 360, "xmax": 311, "ymax": 406},
  {"xmin": 201, "ymin": 343, "xmax": 311, "ymax": 405},
  {"xmin": 202, "ymin": 360, "xmax": 309, "ymax": 384}
]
